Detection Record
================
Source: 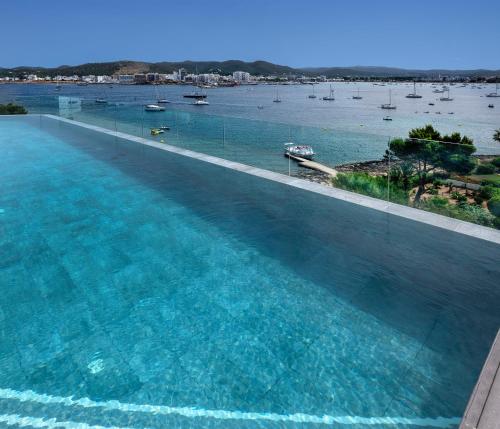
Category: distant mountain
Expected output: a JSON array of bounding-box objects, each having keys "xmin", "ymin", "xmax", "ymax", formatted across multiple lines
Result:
[
  {"xmin": 302, "ymin": 65, "xmax": 500, "ymax": 78},
  {"xmin": 1, "ymin": 60, "xmax": 499, "ymax": 78},
  {"xmin": 0, "ymin": 60, "xmax": 296, "ymax": 78}
]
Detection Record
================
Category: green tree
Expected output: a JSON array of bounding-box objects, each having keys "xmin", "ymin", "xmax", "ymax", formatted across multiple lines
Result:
[
  {"xmin": 389, "ymin": 125, "xmax": 476, "ymax": 203},
  {"xmin": 494, "ymin": 129, "xmax": 500, "ymax": 143}
]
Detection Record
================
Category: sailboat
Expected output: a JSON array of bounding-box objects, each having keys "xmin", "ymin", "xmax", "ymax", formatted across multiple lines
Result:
[
  {"xmin": 352, "ymin": 88, "xmax": 362, "ymax": 100},
  {"xmin": 439, "ymin": 88, "xmax": 453, "ymax": 101},
  {"xmin": 273, "ymin": 85, "xmax": 282, "ymax": 103},
  {"xmin": 323, "ymin": 84, "xmax": 335, "ymax": 101},
  {"xmin": 486, "ymin": 82, "xmax": 500, "ymax": 98},
  {"xmin": 155, "ymin": 86, "xmax": 169, "ymax": 104},
  {"xmin": 406, "ymin": 82, "xmax": 422, "ymax": 99},
  {"xmin": 308, "ymin": 84, "xmax": 317, "ymax": 99},
  {"xmin": 381, "ymin": 90, "xmax": 396, "ymax": 109}
]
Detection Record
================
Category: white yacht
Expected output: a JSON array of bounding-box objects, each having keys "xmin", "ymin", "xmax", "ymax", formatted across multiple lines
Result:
[
  {"xmin": 381, "ymin": 90, "xmax": 397, "ymax": 109},
  {"xmin": 144, "ymin": 104, "xmax": 166, "ymax": 112},
  {"xmin": 439, "ymin": 88, "xmax": 454, "ymax": 101},
  {"xmin": 284, "ymin": 143, "xmax": 315, "ymax": 160},
  {"xmin": 406, "ymin": 82, "xmax": 422, "ymax": 99},
  {"xmin": 323, "ymin": 85, "xmax": 335, "ymax": 101},
  {"xmin": 273, "ymin": 86, "xmax": 282, "ymax": 102},
  {"xmin": 308, "ymin": 84, "xmax": 317, "ymax": 99},
  {"xmin": 486, "ymin": 83, "xmax": 500, "ymax": 98},
  {"xmin": 193, "ymin": 99, "xmax": 209, "ymax": 105}
]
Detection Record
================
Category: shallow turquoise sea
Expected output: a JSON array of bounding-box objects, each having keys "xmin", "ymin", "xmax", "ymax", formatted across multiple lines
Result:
[
  {"xmin": 0, "ymin": 115, "xmax": 499, "ymax": 428},
  {"xmin": 1, "ymin": 82, "xmax": 499, "ymax": 176}
]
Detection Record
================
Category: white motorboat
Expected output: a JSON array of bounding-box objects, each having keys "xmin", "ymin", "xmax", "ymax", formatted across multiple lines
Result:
[
  {"xmin": 193, "ymin": 99, "xmax": 209, "ymax": 105},
  {"xmin": 144, "ymin": 104, "xmax": 166, "ymax": 112},
  {"xmin": 284, "ymin": 142, "xmax": 315, "ymax": 160}
]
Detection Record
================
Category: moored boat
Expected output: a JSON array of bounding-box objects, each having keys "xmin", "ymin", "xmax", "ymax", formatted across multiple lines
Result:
[
  {"xmin": 284, "ymin": 143, "xmax": 315, "ymax": 160},
  {"xmin": 145, "ymin": 104, "xmax": 166, "ymax": 112}
]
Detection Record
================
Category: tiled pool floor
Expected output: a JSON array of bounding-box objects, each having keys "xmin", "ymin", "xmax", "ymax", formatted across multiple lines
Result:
[{"xmin": 0, "ymin": 117, "xmax": 499, "ymax": 428}]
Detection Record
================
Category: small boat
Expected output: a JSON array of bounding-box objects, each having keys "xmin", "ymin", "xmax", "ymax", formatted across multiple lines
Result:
[
  {"xmin": 352, "ymin": 88, "xmax": 363, "ymax": 100},
  {"xmin": 284, "ymin": 143, "xmax": 314, "ymax": 160},
  {"xmin": 435, "ymin": 111, "xmax": 442, "ymax": 114},
  {"xmin": 383, "ymin": 116, "xmax": 393, "ymax": 121},
  {"xmin": 157, "ymin": 99, "xmax": 170, "ymax": 104},
  {"xmin": 257, "ymin": 105, "xmax": 264, "ymax": 109},
  {"xmin": 159, "ymin": 126, "xmax": 170, "ymax": 130},
  {"xmin": 150, "ymin": 128, "xmax": 165, "ymax": 136},
  {"xmin": 144, "ymin": 104, "xmax": 166, "ymax": 111},
  {"xmin": 308, "ymin": 84, "xmax": 317, "ymax": 98},
  {"xmin": 193, "ymin": 99, "xmax": 209, "ymax": 105},
  {"xmin": 95, "ymin": 98, "xmax": 107, "ymax": 104},
  {"xmin": 428, "ymin": 102, "xmax": 435, "ymax": 106},
  {"xmin": 184, "ymin": 92, "xmax": 207, "ymax": 99},
  {"xmin": 323, "ymin": 85, "xmax": 335, "ymax": 101},
  {"xmin": 486, "ymin": 83, "xmax": 500, "ymax": 98},
  {"xmin": 439, "ymin": 88, "xmax": 453, "ymax": 101},
  {"xmin": 488, "ymin": 104, "xmax": 494, "ymax": 108},
  {"xmin": 424, "ymin": 111, "xmax": 430, "ymax": 113},
  {"xmin": 448, "ymin": 112, "xmax": 454, "ymax": 115},
  {"xmin": 273, "ymin": 86, "xmax": 282, "ymax": 102},
  {"xmin": 406, "ymin": 82, "xmax": 422, "ymax": 99},
  {"xmin": 77, "ymin": 82, "xmax": 89, "ymax": 86},
  {"xmin": 381, "ymin": 90, "xmax": 396, "ymax": 109}
]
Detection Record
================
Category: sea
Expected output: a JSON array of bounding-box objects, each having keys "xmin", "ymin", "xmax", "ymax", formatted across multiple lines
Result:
[{"xmin": 1, "ymin": 82, "xmax": 499, "ymax": 174}]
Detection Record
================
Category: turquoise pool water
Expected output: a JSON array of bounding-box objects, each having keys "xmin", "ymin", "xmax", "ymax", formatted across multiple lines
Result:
[{"xmin": 0, "ymin": 115, "xmax": 499, "ymax": 428}]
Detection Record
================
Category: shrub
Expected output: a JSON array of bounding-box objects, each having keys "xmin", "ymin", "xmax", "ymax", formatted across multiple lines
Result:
[
  {"xmin": 425, "ymin": 196, "xmax": 449, "ymax": 209},
  {"xmin": 450, "ymin": 191, "xmax": 467, "ymax": 202},
  {"xmin": 421, "ymin": 199, "xmax": 496, "ymax": 227},
  {"xmin": 475, "ymin": 163, "xmax": 496, "ymax": 175},
  {"xmin": 427, "ymin": 188, "xmax": 438, "ymax": 195},
  {"xmin": 488, "ymin": 194, "xmax": 500, "ymax": 217},
  {"xmin": 480, "ymin": 179, "xmax": 500, "ymax": 188},
  {"xmin": 491, "ymin": 157, "xmax": 500, "ymax": 168},
  {"xmin": 0, "ymin": 103, "xmax": 27, "ymax": 115},
  {"xmin": 473, "ymin": 195, "xmax": 484, "ymax": 205},
  {"xmin": 478, "ymin": 186, "xmax": 496, "ymax": 201},
  {"xmin": 332, "ymin": 172, "xmax": 408, "ymax": 204}
]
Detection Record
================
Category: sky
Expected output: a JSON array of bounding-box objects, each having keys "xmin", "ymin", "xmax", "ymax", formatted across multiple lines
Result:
[{"xmin": 1, "ymin": 0, "xmax": 499, "ymax": 70}]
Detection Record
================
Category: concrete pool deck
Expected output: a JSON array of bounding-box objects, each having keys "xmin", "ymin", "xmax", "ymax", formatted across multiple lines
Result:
[{"xmin": 41, "ymin": 113, "xmax": 500, "ymax": 245}]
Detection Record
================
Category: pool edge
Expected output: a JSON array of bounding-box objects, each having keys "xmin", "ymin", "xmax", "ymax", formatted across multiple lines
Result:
[{"xmin": 42, "ymin": 113, "xmax": 500, "ymax": 245}]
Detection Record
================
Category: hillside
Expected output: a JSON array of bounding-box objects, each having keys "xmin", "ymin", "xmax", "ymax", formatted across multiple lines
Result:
[{"xmin": 1, "ymin": 60, "xmax": 499, "ymax": 79}]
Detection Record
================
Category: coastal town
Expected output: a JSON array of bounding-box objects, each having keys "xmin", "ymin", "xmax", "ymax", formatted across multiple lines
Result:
[{"xmin": 1, "ymin": 68, "xmax": 498, "ymax": 86}]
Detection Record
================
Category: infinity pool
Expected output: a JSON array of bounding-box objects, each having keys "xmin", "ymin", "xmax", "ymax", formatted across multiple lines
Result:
[{"xmin": 0, "ymin": 115, "xmax": 499, "ymax": 429}]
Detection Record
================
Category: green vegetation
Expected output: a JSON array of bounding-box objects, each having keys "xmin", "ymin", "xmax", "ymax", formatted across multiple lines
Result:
[
  {"xmin": 0, "ymin": 103, "xmax": 27, "ymax": 115},
  {"xmin": 488, "ymin": 194, "xmax": 500, "ymax": 217},
  {"xmin": 494, "ymin": 130, "xmax": 500, "ymax": 143},
  {"xmin": 475, "ymin": 163, "xmax": 496, "ymax": 174},
  {"xmin": 422, "ymin": 197, "xmax": 496, "ymax": 227},
  {"xmin": 332, "ymin": 172, "xmax": 409, "ymax": 205},
  {"xmin": 334, "ymin": 125, "xmax": 500, "ymax": 229},
  {"xmin": 389, "ymin": 125, "xmax": 476, "ymax": 202}
]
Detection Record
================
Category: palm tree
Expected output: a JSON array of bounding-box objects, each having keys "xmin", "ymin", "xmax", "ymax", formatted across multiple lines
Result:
[{"xmin": 494, "ymin": 129, "xmax": 500, "ymax": 142}]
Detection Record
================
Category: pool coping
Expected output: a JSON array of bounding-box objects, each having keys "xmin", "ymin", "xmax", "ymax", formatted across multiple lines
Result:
[
  {"xmin": 18, "ymin": 113, "xmax": 499, "ymax": 245},
  {"xmin": 460, "ymin": 329, "xmax": 500, "ymax": 429}
]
